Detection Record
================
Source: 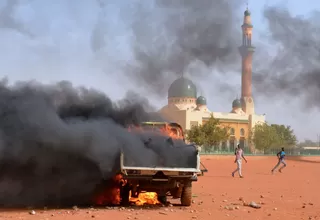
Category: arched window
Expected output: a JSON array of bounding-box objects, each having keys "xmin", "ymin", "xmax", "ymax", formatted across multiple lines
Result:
[
  {"xmin": 230, "ymin": 128, "xmax": 235, "ymax": 136},
  {"xmin": 240, "ymin": 128, "xmax": 245, "ymax": 136},
  {"xmin": 239, "ymin": 137, "xmax": 245, "ymax": 148},
  {"xmin": 229, "ymin": 137, "xmax": 236, "ymax": 151}
]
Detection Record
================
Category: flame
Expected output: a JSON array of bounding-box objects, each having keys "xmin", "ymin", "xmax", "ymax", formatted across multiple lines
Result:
[
  {"xmin": 160, "ymin": 126, "xmax": 183, "ymax": 140},
  {"xmin": 94, "ymin": 187, "xmax": 120, "ymax": 205},
  {"xmin": 128, "ymin": 123, "xmax": 183, "ymax": 140},
  {"xmin": 129, "ymin": 192, "xmax": 160, "ymax": 206},
  {"xmin": 93, "ymin": 174, "xmax": 160, "ymax": 206},
  {"xmin": 93, "ymin": 174, "xmax": 123, "ymax": 205},
  {"xmin": 94, "ymin": 123, "xmax": 182, "ymax": 206}
]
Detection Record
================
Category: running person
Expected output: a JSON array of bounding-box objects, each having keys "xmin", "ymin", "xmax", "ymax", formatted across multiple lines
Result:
[
  {"xmin": 232, "ymin": 144, "xmax": 247, "ymax": 178},
  {"xmin": 271, "ymin": 147, "xmax": 287, "ymax": 174}
]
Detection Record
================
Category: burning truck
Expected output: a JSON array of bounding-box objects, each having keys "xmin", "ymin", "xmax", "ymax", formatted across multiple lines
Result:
[
  {"xmin": 0, "ymin": 81, "xmax": 207, "ymax": 208},
  {"xmin": 94, "ymin": 121, "xmax": 208, "ymax": 206}
]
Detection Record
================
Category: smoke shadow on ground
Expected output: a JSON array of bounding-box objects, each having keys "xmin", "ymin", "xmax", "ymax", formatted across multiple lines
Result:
[{"xmin": 286, "ymin": 156, "xmax": 320, "ymax": 164}]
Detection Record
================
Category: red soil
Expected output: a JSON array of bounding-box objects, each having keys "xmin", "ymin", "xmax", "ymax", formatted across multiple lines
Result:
[{"xmin": 0, "ymin": 155, "xmax": 319, "ymax": 220}]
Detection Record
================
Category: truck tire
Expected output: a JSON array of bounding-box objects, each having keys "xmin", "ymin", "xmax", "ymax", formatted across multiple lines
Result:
[{"xmin": 180, "ymin": 182, "xmax": 192, "ymax": 206}]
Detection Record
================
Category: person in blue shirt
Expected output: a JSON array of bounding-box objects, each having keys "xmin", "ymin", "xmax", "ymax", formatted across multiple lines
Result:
[{"xmin": 271, "ymin": 147, "xmax": 287, "ymax": 174}]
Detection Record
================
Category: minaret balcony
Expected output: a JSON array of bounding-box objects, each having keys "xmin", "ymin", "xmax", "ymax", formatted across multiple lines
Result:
[
  {"xmin": 238, "ymin": 45, "xmax": 255, "ymax": 55},
  {"xmin": 241, "ymin": 23, "xmax": 253, "ymax": 28}
]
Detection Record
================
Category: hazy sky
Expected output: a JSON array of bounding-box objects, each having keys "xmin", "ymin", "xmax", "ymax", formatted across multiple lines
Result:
[{"xmin": 0, "ymin": 0, "xmax": 319, "ymax": 141}]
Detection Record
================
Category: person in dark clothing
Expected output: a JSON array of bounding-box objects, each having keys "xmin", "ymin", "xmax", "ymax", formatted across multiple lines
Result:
[{"xmin": 271, "ymin": 147, "xmax": 287, "ymax": 174}]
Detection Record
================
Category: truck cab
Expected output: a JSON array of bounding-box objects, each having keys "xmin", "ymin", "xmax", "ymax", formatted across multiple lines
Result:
[{"xmin": 139, "ymin": 122, "xmax": 185, "ymax": 141}]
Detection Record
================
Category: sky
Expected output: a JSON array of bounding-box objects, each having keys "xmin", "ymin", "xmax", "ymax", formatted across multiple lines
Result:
[
  {"xmin": 245, "ymin": 0, "xmax": 320, "ymax": 142},
  {"xmin": 0, "ymin": 0, "xmax": 319, "ymax": 142}
]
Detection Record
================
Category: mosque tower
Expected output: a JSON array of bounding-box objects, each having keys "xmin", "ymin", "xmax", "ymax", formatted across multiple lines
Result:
[{"xmin": 239, "ymin": 6, "xmax": 255, "ymax": 115}]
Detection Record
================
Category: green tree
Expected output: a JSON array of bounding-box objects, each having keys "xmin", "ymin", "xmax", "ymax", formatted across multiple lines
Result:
[
  {"xmin": 186, "ymin": 114, "xmax": 229, "ymax": 151},
  {"xmin": 250, "ymin": 122, "xmax": 297, "ymax": 152},
  {"xmin": 186, "ymin": 123, "xmax": 205, "ymax": 146},
  {"xmin": 270, "ymin": 124, "xmax": 297, "ymax": 148},
  {"xmin": 250, "ymin": 123, "xmax": 279, "ymax": 152},
  {"xmin": 297, "ymin": 139, "xmax": 319, "ymax": 148}
]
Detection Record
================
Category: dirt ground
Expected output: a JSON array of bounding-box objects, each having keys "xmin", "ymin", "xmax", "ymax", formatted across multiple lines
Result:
[{"xmin": 1, "ymin": 155, "xmax": 319, "ymax": 220}]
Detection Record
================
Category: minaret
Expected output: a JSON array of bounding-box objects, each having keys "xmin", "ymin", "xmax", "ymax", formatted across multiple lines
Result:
[{"xmin": 239, "ymin": 6, "xmax": 255, "ymax": 115}]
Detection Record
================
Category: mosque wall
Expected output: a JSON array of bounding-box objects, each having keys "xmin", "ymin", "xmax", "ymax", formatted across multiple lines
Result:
[
  {"xmin": 158, "ymin": 106, "xmax": 187, "ymax": 130},
  {"xmin": 249, "ymin": 114, "xmax": 266, "ymax": 128},
  {"xmin": 168, "ymin": 97, "xmax": 197, "ymax": 105},
  {"xmin": 212, "ymin": 112, "xmax": 248, "ymax": 121},
  {"xmin": 158, "ymin": 105, "xmax": 265, "ymax": 151},
  {"xmin": 185, "ymin": 110, "xmax": 206, "ymax": 130},
  {"xmin": 220, "ymin": 120, "xmax": 249, "ymax": 140},
  {"xmin": 202, "ymin": 117, "xmax": 250, "ymax": 149}
]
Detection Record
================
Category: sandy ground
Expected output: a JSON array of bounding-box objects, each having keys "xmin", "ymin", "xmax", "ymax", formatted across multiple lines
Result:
[{"xmin": 0, "ymin": 155, "xmax": 319, "ymax": 220}]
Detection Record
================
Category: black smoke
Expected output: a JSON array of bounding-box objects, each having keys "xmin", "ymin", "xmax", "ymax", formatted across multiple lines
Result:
[
  {"xmin": 0, "ymin": 80, "xmax": 197, "ymax": 207},
  {"xmin": 123, "ymin": 0, "xmax": 245, "ymax": 96},
  {"xmin": 3, "ymin": 1, "xmax": 320, "ymax": 108},
  {"xmin": 253, "ymin": 7, "xmax": 320, "ymax": 108},
  {"xmin": 0, "ymin": 0, "xmax": 34, "ymax": 38},
  {"xmin": 123, "ymin": 1, "xmax": 320, "ymax": 108}
]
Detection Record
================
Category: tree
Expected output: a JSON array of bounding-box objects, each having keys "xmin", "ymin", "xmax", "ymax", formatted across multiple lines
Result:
[
  {"xmin": 297, "ymin": 139, "xmax": 319, "ymax": 148},
  {"xmin": 186, "ymin": 114, "xmax": 229, "ymax": 151},
  {"xmin": 270, "ymin": 124, "xmax": 297, "ymax": 148},
  {"xmin": 250, "ymin": 123, "xmax": 279, "ymax": 152},
  {"xmin": 186, "ymin": 123, "xmax": 205, "ymax": 146},
  {"xmin": 250, "ymin": 122, "xmax": 297, "ymax": 152}
]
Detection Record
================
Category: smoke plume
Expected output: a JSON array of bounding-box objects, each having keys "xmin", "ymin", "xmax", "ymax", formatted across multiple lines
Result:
[
  {"xmin": 0, "ymin": 0, "xmax": 34, "ymax": 38},
  {"xmin": 124, "ymin": 1, "xmax": 320, "ymax": 107},
  {"xmin": 124, "ymin": 0, "xmax": 245, "ymax": 95},
  {"xmin": 0, "ymin": 80, "xmax": 197, "ymax": 207},
  {"xmin": 3, "ymin": 1, "xmax": 320, "ymax": 108},
  {"xmin": 253, "ymin": 7, "xmax": 320, "ymax": 108}
]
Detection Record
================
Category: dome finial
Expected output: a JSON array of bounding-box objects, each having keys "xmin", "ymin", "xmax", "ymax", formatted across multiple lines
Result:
[{"xmin": 244, "ymin": 1, "xmax": 250, "ymax": 16}]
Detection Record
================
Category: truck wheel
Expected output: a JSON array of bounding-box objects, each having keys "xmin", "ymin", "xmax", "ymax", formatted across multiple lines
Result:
[{"xmin": 180, "ymin": 182, "xmax": 192, "ymax": 206}]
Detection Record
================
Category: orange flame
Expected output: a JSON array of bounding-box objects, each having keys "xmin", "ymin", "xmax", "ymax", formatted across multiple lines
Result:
[
  {"xmin": 160, "ymin": 126, "xmax": 183, "ymax": 140},
  {"xmin": 93, "ymin": 174, "xmax": 160, "ymax": 206},
  {"xmin": 94, "ymin": 123, "xmax": 183, "ymax": 206},
  {"xmin": 129, "ymin": 192, "xmax": 160, "ymax": 206},
  {"xmin": 93, "ymin": 174, "xmax": 123, "ymax": 205},
  {"xmin": 128, "ymin": 124, "xmax": 183, "ymax": 140}
]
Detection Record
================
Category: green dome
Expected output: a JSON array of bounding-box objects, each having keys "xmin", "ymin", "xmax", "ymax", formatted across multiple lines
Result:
[
  {"xmin": 196, "ymin": 96, "xmax": 206, "ymax": 105},
  {"xmin": 244, "ymin": 9, "xmax": 250, "ymax": 16},
  {"xmin": 168, "ymin": 77, "xmax": 197, "ymax": 98},
  {"xmin": 232, "ymin": 99, "xmax": 241, "ymax": 108}
]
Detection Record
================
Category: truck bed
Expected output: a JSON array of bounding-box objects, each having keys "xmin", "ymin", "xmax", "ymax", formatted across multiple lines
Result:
[
  {"xmin": 120, "ymin": 152, "xmax": 201, "ymax": 179},
  {"xmin": 120, "ymin": 166, "xmax": 199, "ymax": 173}
]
